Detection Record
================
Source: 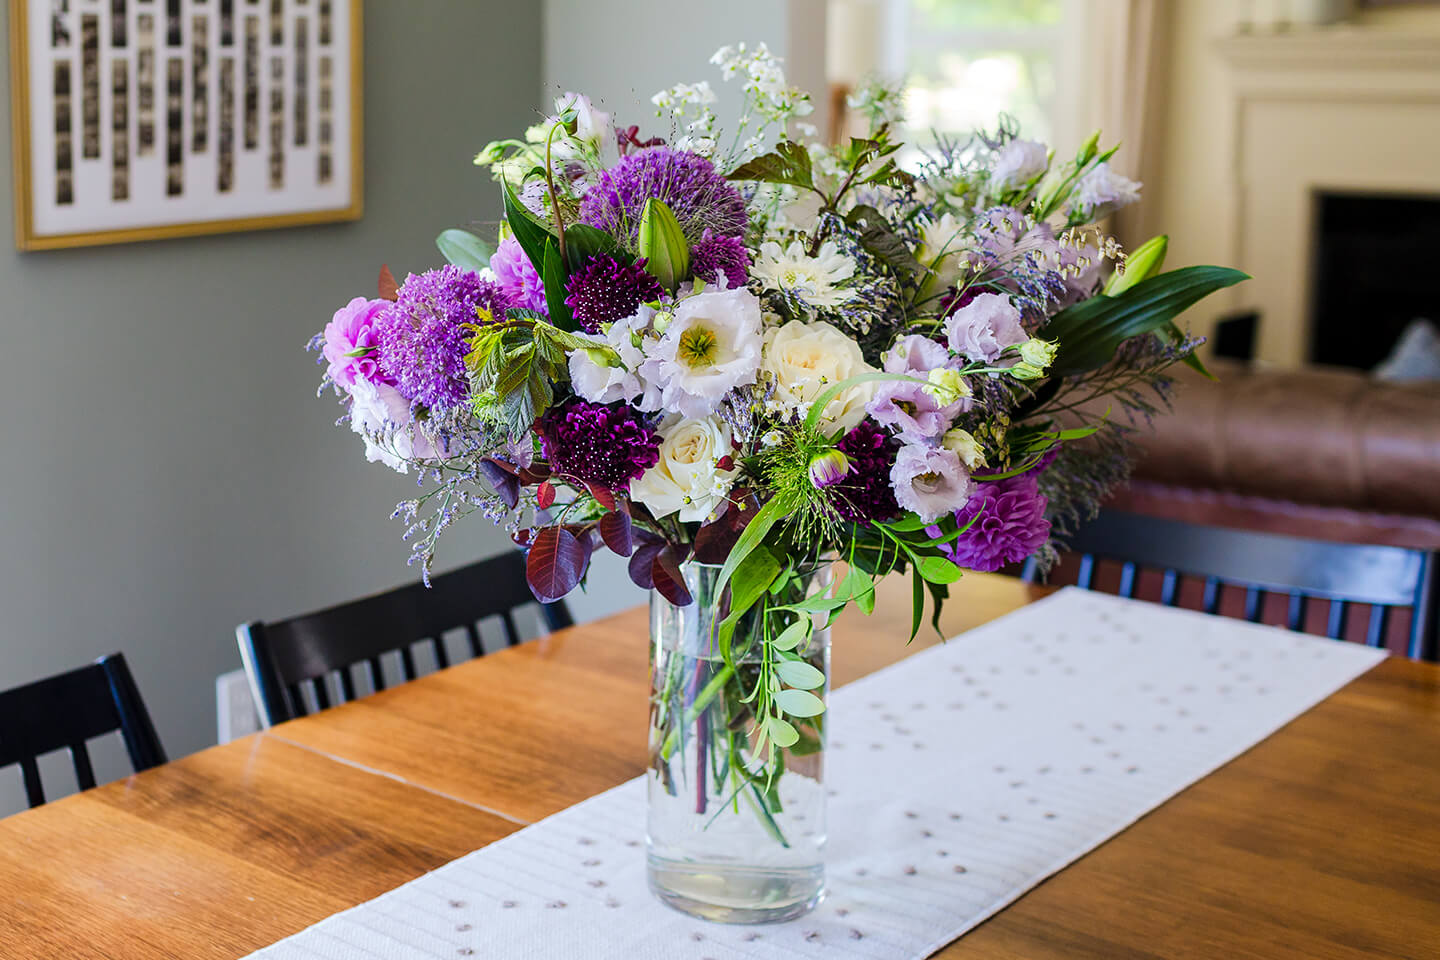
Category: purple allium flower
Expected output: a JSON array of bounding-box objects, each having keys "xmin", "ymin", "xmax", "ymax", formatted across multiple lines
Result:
[
  {"xmin": 563, "ymin": 255, "xmax": 663, "ymax": 334},
  {"xmin": 375, "ymin": 266, "xmax": 510, "ymax": 411},
  {"xmin": 537, "ymin": 398, "xmax": 661, "ymax": 491},
  {"xmin": 945, "ymin": 292, "xmax": 1028, "ymax": 364},
  {"xmin": 691, "ymin": 229, "xmax": 752, "ymax": 288},
  {"xmin": 579, "ymin": 147, "xmax": 748, "ymax": 246},
  {"xmin": 833, "ymin": 421, "xmax": 902, "ymax": 524},
  {"xmin": 490, "ymin": 235, "xmax": 549, "ymax": 315},
  {"xmin": 941, "ymin": 472, "xmax": 1051, "ymax": 572},
  {"xmin": 322, "ymin": 297, "xmax": 391, "ymax": 391},
  {"xmin": 890, "ymin": 443, "xmax": 975, "ymax": 524}
]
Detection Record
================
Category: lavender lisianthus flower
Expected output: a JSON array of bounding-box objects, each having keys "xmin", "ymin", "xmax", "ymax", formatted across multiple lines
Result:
[
  {"xmin": 945, "ymin": 292, "xmax": 1028, "ymax": 364},
  {"xmin": 1071, "ymin": 162, "xmax": 1141, "ymax": 220},
  {"xmin": 375, "ymin": 266, "xmax": 510, "ymax": 412},
  {"xmin": 489, "ymin": 236, "xmax": 548, "ymax": 315},
  {"xmin": 941, "ymin": 471, "xmax": 1051, "ymax": 572},
  {"xmin": 867, "ymin": 379, "xmax": 960, "ymax": 442},
  {"xmin": 889, "ymin": 443, "xmax": 974, "ymax": 523},
  {"xmin": 322, "ymin": 297, "xmax": 391, "ymax": 391},
  {"xmin": 883, "ymin": 334, "xmax": 951, "ymax": 376},
  {"xmin": 691, "ymin": 229, "xmax": 752, "ymax": 289},
  {"xmin": 563, "ymin": 255, "xmax": 663, "ymax": 334},
  {"xmin": 833, "ymin": 421, "xmax": 902, "ymax": 524},
  {"xmin": 991, "ymin": 138, "xmax": 1049, "ymax": 191},
  {"xmin": 580, "ymin": 147, "xmax": 748, "ymax": 246},
  {"xmin": 537, "ymin": 397, "xmax": 661, "ymax": 491}
]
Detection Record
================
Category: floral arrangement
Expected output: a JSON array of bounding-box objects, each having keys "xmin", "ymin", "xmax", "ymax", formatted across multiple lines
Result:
[{"xmin": 312, "ymin": 44, "xmax": 1243, "ymax": 776}]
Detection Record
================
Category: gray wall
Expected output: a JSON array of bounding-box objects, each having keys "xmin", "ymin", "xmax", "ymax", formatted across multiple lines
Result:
[{"xmin": 0, "ymin": 0, "xmax": 545, "ymax": 815}]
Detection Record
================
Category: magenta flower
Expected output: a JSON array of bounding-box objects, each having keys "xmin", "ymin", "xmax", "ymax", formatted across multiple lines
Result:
[
  {"xmin": 489, "ymin": 236, "xmax": 549, "ymax": 314},
  {"xmin": 691, "ymin": 229, "xmax": 752, "ymax": 289},
  {"xmin": 579, "ymin": 147, "xmax": 748, "ymax": 246},
  {"xmin": 941, "ymin": 472, "xmax": 1051, "ymax": 572},
  {"xmin": 322, "ymin": 297, "xmax": 391, "ymax": 391},
  {"xmin": 833, "ymin": 421, "xmax": 902, "ymax": 524},
  {"xmin": 563, "ymin": 255, "xmax": 663, "ymax": 334},
  {"xmin": 537, "ymin": 398, "xmax": 661, "ymax": 491}
]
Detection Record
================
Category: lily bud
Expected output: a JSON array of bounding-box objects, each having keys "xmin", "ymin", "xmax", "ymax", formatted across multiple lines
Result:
[
  {"xmin": 1018, "ymin": 338, "xmax": 1058, "ymax": 368},
  {"xmin": 1103, "ymin": 234, "xmax": 1169, "ymax": 296},
  {"xmin": 808, "ymin": 449, "xmax": 853, "ymax": 489},
  {"xmin": 1076, "ymin": 130, "xmax": 1101, "ymax": 167},
  {"xmin": 941, "ymin": 428, "xmax": 987, "ymax": 471},
  {"xmin": 924, "ymin": 367, "xmax": 971, "ymax": 406},
  {"xmin": 638, "ymin": 198, "xmax": 691, "ymax": 292}
]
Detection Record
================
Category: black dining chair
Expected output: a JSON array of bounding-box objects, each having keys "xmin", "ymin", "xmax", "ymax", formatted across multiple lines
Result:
[
  {"xmin": 0, "ymin": 653, "xmax": 167, "ymax": 809},
  {"xmin": 237, "ymin": 551, "xmax": 574, "ymax": 727},
  {"xmin": 1022, "ymin": 511, "xmax": 1437, "ymax": 662}
]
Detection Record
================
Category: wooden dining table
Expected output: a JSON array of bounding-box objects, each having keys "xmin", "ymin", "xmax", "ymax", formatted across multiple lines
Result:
[{"xmin": 1, "ymin": 572, "xmax": 1437, "ymax": 959}]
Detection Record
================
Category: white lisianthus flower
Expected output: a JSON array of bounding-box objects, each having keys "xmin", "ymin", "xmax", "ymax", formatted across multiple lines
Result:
[
  {"xmin": 991, "ymin": 138, "xmax": 1049, "ymax": 191},
  {"xmin": 640, "ymin": 288, "xmax": 763, "ymax": 418},
  {"xmin": 941, "ymin": 428, "xmax": 987, "ymax": 471},
  {"xmin": 348, "ymin": 379, "xmax": 446, "ymax": 475},
  {"xmin": 567, "ymin": 306, "xmax": 661, "ymax": 407},
  {"xmin": 631, "ymin": 416, "xmax": 741, "ymax": 522},
  {"xmin": 917, "ymin": 212, "xmax": 972, "ymax": 296},
  {"xmin": 761, "ymin": 319, "xmax": 876, "ymax": 432},
  {"xmin": 750, "ymin": 240, "xmax": 858, "ymax": 309},
  {"xmin": 1071, "ymin": 162, "xmax": 1141, "ymax": 219}
]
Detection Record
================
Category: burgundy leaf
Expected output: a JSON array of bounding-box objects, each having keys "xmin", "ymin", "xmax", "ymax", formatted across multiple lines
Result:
[
  {"xmin": 652, "ymin": 545, "xmax": 694, "ymax": 607},
  {"xmin": 480, "ymin": 456, "xmax": 520, "ymax": 476},
  {"xmin": 477, "ymin": 458, "xmax": 520, "ymax": 510},
  {"xmin": 576, "ymin": 528, "xmax": 596, "ymax": 581},
  {"xmin": 526, "ymin": 527, "xmax": 585, "ymax": 603},
  {"xmin": 511, "ymin": 527, "xmax": 534, "ymax": 547},
  {"xmin": 599, "ymin": 510, "xmax": 634, "ymax": 557},
  {"xmin": 587, "ymin": 483, "xmax": 617, "ymax": 511},
  {"xmin": 691, "ymin": 487, "xmax": 762, "ymax": 565},
  {"xmin": 378, "ymin": 264, "xmax": 399, "ymax": 301},
  {"xmin": 518, "ymin": 463, "xmax": 553, "ymax": 486},
  {"xmin": 536, "ymin": 480, "xmax": 556, "ymax": 510},
  {"xmin": 628, "ymin": 540, "xmax": 664, "ymax": 590}
]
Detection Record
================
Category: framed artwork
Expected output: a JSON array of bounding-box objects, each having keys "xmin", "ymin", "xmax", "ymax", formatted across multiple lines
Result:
[{"xmin": 9, "ymin": 0, "xmax": 362, "ymax": 250}]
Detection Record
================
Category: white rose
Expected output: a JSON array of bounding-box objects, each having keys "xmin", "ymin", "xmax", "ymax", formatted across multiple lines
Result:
[
  {"xmin": 630, "ymin": 416, "xmax": 740, "ymax": 522},
  {"xmin": 761, "ymin": 319, "xmax": 876, "ymax": 433}
]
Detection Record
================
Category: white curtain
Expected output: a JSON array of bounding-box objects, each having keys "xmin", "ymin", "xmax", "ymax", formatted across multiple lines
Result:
[{"xmin": 1070, "ymin": 0, "xmax": 1173, "ymax": 246}]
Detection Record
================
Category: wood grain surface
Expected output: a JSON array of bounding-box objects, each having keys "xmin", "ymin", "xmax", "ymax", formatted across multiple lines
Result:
[{"xmin": 1, "ymin": 572, "xmax": 1436, "ymax": 959}]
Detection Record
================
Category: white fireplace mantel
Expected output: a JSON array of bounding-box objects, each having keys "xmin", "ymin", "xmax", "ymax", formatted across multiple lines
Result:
[{"xmin": 1215, "ymin": 28, "xmax": 1440, "ymax": 367}]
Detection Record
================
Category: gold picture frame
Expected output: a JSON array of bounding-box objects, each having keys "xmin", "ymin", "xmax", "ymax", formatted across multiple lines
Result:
[{"xmin": 10, "ymin": 0, "xmax": 363, "ymax": 251}]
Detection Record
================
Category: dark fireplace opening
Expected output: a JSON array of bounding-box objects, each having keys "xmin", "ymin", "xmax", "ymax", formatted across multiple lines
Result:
[{"xmin": 1310, "ymin": 191, "xmax": 1440, "ymax": 370}]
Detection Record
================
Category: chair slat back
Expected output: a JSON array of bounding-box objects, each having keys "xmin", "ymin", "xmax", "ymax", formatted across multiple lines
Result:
[
  {"xmin": 238, "ymin": 551, "xmax": 573, "ymax": 726},
  {"xmin": 1025, "ymin": 512, "xmax": 1436, "ymax": 661},
  {"xmin": 0, "ymin": 653, "xmax": 167, "ymax": 808}
]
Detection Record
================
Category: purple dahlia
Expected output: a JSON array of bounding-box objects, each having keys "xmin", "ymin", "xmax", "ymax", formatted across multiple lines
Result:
[
  {"xmin": 941, "ymin": 472, "xmax": 1051, "ymax": 573},
  {"xmin": 579, "ymin": 147, "xmax": 748, "ymax": 247},
  {"xmin": 375, "ymin": 266, "xmax": 511, "ymax": 411},
  {"xmin": 691, "ymin": 230, "xmax": 752, "ymax": 289},
  {"xmin": 537, "ymin": 398, "xmax": 661, "ymax": 491},
  {"xmin": 832, "ymin": 421, "xmax": 902, "ymax": 524},
  {"xmin": 563, "ymin": 255, "xmax": 663, "ymax": 334}
]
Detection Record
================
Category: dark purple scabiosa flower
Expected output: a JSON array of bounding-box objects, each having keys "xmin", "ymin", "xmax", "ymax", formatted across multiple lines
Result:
[
  {"xmin": 941, "ymin": 471, "xmax": 1051, "ymax": 573},
  {"xmin": 375, "ymin": 266, "xmax": 511, "ymax": 411},
  {"xmin": 563, "ymin": 255, "xmax": 663, "ymax": 334},
  {"xmin": 832, "ymin": 421, "xmax": 902, "ymax": 524},
  {"xmin": 579, "ymin": 147, "xmax": 748, "ymax": 247},
  {"xmin": 537, "ymin": 398, "xmax": 661, "ymax": 491},
  {"xmin": 691, "ymin": 229, "xmax": 752, "ymax": 289}
]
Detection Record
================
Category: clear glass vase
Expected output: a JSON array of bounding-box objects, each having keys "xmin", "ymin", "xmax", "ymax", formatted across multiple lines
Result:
[{"xmin": 646, "ymin": 560, "xmax": 831, "ymax": 924}]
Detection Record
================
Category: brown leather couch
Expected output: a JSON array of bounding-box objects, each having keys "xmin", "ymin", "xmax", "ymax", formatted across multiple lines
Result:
[{"xmin": 1112, "ymin": 360, "xmax": 1440, "ymax": 551}]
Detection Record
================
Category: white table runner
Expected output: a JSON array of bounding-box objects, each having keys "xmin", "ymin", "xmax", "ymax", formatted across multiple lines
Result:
[{"xmin": 247, "ymin": 588, "xmax": 1385, "ymax": 960}]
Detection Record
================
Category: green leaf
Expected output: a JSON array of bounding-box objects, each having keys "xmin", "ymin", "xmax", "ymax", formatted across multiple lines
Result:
[
  {"xmin": 715, "ymin": 495, "xmax": 792, "ymax": 606},
  {"xmin": 764, "ymin": 716, "xmax": 799, "ymax": 749},
  {"xmin": 774, "ymin": 689, "xmax": 826, "ymax": 718},
  {"xmin": 541, "ymin": 239, "xmax": 576, "ymax": 331},
  {"xmin": 771, "ymin": 619, "xmax": 810, "ymax": 652},
  {"xmin": 910, "ymin": 566, "xmax": 925, "ymax": 642},
  {"xmin": 563, "ymin": 224, "xmax": 625, "ymax": 273},
  {"xmin": 501, "ymin": 176, "xmax": 555, "ymax": 278},
  {"xmin": 775, "ymin": 660, "xmax": 825, "ymax": 691},
  {"xmin": 435, "ymin": 228, "xmax": 493, "ymax": 271},
  {"xmin": 916, "ymin": 555, "xmax": 964, "ymax": 584},
  {"xmin": 1042, "ymin": 265, "xmax": 1249, "ymax": 377},
  {"xmin": 781, "ymin": 593, "xmax": 849, "ymax": 615},
  {"xmin": 726, "ymin": 140, "xmax": 815, "ymax": 191},
  {"xmin": 845, "ymin": 205, "xmax": 925, "ymax": 282},
  {"xmin": 716, "ymin": 547, "xmax": 783, "ymax": 666}
]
